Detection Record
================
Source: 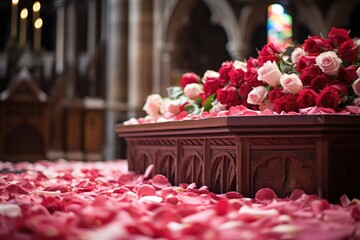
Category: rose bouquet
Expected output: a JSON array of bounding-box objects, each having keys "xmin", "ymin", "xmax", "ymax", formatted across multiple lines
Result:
[{"xmin": 129, "ymin": 28, "xmax": 360, "ymax": 124}]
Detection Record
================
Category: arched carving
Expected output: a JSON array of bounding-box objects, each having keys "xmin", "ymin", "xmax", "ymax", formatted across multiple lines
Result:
[
  {"xmin": 210, "ymin": 152, "xmax": 237, "ymax": 193},
  {"xmin": 252, "ymin": 152, "xmax": 316, "ymax": 197},
  {"xmin": 157, "ymin": 152, "xmax": 176, "ymax": 184},
  {"xmin": 180, "ymin": 152, "xmax": 203, "ymax": 185},
  {"xmin": 134, "ymin": 151, "xmax": 152, "ymax": 174}
]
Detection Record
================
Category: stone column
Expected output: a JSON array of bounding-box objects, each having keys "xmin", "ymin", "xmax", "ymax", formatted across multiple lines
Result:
[
  {"xmin": 63, "ymin": 0, "xmax": 83, "ymax": 160},
  {"xmin": 127, "ymin": 0, "xmax": 153, "ymax": 118},
  {"xmin": 55, "ymin": 0, "xmax": 65, "ymax": 75},
  {"xmin": 87, "ymin": 0, "xmax": 97, "ymax": 97},
  {"xmin": 104, "ymin": 0, "xmax": 129, "ymax": 160},
  {"xmin": 47, "ymin": 0, "xmax": 66, "ymax": 160}
]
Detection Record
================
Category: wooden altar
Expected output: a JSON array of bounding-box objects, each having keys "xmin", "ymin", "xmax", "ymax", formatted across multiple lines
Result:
[{"xmin": 116, "ymin": 115, "xmax": 360, "ymax": 202}]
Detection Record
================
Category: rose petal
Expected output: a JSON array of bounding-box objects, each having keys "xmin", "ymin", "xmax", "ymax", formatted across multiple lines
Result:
[
  {"xmin": 255, "ymin": 188, "xmax": 277, "ymax": 201},
  {"xmin": 136, "ymin": 184, "xmax": 157, "ymax": 197},
  {"xmin": 151, "ymin": 174, "xmax": 171, "ymax": 189}
]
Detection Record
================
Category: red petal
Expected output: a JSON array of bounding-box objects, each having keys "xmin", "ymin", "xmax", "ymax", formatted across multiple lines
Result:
[
  {"xmin": 225, "ymin": 191, "xmax": 244, "ymax": 199},
  {"xmin": 3, "ymin": 184, "xmax": 29, "ymax": 195}
]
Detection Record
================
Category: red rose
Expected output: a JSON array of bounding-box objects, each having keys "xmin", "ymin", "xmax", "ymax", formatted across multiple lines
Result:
[
  {"xmin": 331, "ymin": 82, "xmax": 348, "ymax": 97},
  {"xmin": 328, "ymin": 27, "xmax": 350, "ymax": 47},
  {"xmin": 303, "ymin": 36, "xmax": 332, "ymax": 54},
  {"xmin": 310, "ymin": 74, "xmax": 331, "ymax": 92},
  {"xmin": 229, "ymin": 68, "xmax": 246, "ymax": 87},
  {"xmin": 218, "ymin": 61, "xmax": 233, "ymax": 85},
  {"xmin": 339, "ymin": 65, "xmax": 358, "ymax": 83},
  {"xmin": 337, "ymin": 40, "xmax": 359, "ymax": 63},
  {"xmin": 247, "ymin": 57, "xmax": 260, "ymax": 68},
  {"xmin": 238, "ymin": 83, "xmax": 253, "ymax": 98},
  {"xmin": 268, "ymin": 88, "xmax": 285, "ymax": 103},
  {"xmin": 244, "ymin": 68, "xmax": 258, "ymax": 83},
  {"xmin": 203, "ymin": 77, "xmax": 222, "ymax": 98},
  {"xmin": 316, "ymin": 86, "xmax": 340, "ymax": 109},
  {"xmin": 297, "ymin": 88, "xmax": 317, "ymax": 108},
  {"xmin": 180, "ymin": 72, "xmax": 200, "ymax": 88},
  {"xmin": 257, "ymin": 43, "xmax": 282, "ymax": 64},
  {"xmin": 273, "ymin": 94, "xmax": 299, "ymax": 113},
  {"xmin": 216, "ymin": 86, "xmax": 239, "ymax": 105},
  {"xmin": 299, "ymin": 65, "xmax": 322, "ymax": 86},
  {"xmin": 296, "ymin": 56, "xmax": 317, "ymax": 72}
]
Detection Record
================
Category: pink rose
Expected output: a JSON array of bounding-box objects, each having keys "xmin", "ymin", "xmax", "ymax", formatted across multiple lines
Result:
[
  {"xmin": 353, "ymin": 97, "xmax": 360, "ymax": 106},
  {"xmin": 183, "ymin": 83, "xmax": 203, "ymax": 99},
  {"xmin": 257, "ymin": 61, "xmax": 282, "ymax": 87},
  {"xmin": 352, "ymin": 78, "xmax": 360, "ymax": 96},
  {"xmin": 280, "ymin": 73, "xmax": 303, "ymax": 94},
  {"xmin": 291, "ymin": 47, "xmax": 307, "ymax": 64},
  {"xmin": 180, "ymin": 72, "xmax": 200, "ymax": 88},
  {"xmin": 247, "ymin": 86, "xmax": 268, "ymax": 105},
  {"xmin": 160, "ymin": 99, "xmax": 181, "ymax": 118},
  {"xmin": 357, "ymin": 67, "xmax": 360, "ymax": 78},
  {"xmin": 143, "ymin": 94, "xmax": 164, "ymax": 116},
  {"xmin": 315, "ymin": 51, "xmax": 341, "ymax": 76}
]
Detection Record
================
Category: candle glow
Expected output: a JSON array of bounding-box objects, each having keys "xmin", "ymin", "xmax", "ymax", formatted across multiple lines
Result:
[
  {"xmin": 33, "ymin": 1, "xmax": 41, "ymax": 12},
  {"xmin": 20, "ymin": 9, "xmax": 28, "ymax": 20},
  {"xmin": 34, "ymin": 18, "xmax": 43, "ymax": 29}
]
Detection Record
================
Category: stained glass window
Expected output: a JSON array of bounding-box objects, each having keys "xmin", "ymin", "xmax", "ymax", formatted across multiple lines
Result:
[{"xmin": 267, "ymin": 4, "xmax": 293, "ymax": 50}]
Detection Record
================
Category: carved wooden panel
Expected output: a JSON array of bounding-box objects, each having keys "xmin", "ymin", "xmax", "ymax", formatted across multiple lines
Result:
[
  {"xmin": 179, "ymin": 152, "xmax": 204, "ymax": 186},
  {"xmin": 155, "ymin": 152, "xmax": 176, "ymax": 185},
  {"xmin": 210, "ymin": 152, "xmax": 237, "ymax": 193},
  {"xmin": 251, "ymin": 151, "xmax": 317, "ymax": 198}
]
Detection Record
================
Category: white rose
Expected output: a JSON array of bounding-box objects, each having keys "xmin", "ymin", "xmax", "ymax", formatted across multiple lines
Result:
[
  {"xmin": 183, "ymin": 83, "xmax": 203, "ymax": 99},
  {"xmin": 209, "ymin": 100, "xmax": 226, "ymax": 113},
  {"xmin": 315, "ymin": 51, "xmax": 341, "ymax": 76},
  {"xmin": 247, "ymin": 86, "xmax": 268, "ymax": 105},
  {"xmin": 233, "ymin": 60, "xmax": 247, "ymax": 71},
  {"xmin": 143, "ymin": 94, "xmax": 163, "ymax": 116},
  {"xmin": 257, "ymin": 61, "xmax": 282, "ymax": 87},
  {"xmin": 352, "ymin": 78, "xmax": 360, "ymax": 96},
  {"xmin": 160, "ymin": 99, "xmax": 181, "ymax": 118},
  {"xmin": 280, "ymin": 73, "xmax": 303, "ymax": 94},
  {"xmin": 202, "ymin": 70, "xmax": 220, "ymax": 83},
  {"xmin": 291, "ymin": 47, "xmax": 306, "ymax": 64}
]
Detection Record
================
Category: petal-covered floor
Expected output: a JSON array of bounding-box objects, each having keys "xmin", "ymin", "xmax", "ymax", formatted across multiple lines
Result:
[{"xmin": 0, "ymin": 160, "xmax": 359, "ymax": 240}]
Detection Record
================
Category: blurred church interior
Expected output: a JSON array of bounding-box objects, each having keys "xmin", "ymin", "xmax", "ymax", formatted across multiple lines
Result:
[{"xmin": 0, "ymin": 0, "xmax": 359, "ymax": 162}]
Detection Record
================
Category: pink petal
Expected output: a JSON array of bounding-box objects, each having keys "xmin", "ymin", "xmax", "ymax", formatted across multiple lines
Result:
[
  {"xmin": 225, "ymin": 191, "xmax": 244, "ymax": 199},
  {"xmin": 3, "ymin": 184, "xmax": 29, "ymax": 195},
  {"xmin": 151, "ymin": 174, "xmax": 171, "ymax": 189},
  {"xmin": 289, "ymin": 189, "xmax": 305, "ymax": 201},
  {"xmin": 255, "ymin": 188, "xmax": 277, "ymax": 201},
  {"xmin": 136, "ymin": 184, "xmax": 156, "ymax": 197}
]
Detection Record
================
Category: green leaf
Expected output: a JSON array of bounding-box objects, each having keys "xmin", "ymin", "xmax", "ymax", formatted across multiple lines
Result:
[{"xmin": 203, "ymin": 93, "xmax": 216, "ymax": 111}]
